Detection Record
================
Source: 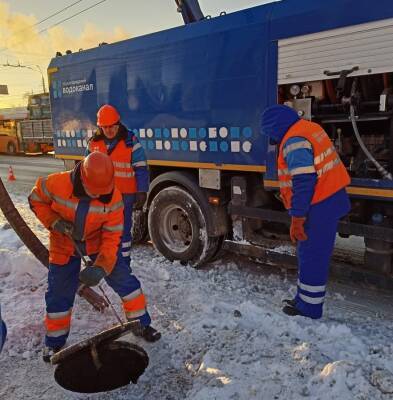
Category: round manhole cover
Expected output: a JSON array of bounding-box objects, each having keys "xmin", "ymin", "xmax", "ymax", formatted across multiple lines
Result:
[{"xmin": 54, "ymin": 341, "xmax": 149, "ymax": 393}]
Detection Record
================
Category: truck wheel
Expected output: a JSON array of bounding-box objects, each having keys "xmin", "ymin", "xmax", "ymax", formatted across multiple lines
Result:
[
  {"xmin": 132, "ymin": 209, "xmax": 149, "ymax": 244},
  {"xmin": 7, "ymin": 142, "xmax": 16, "ymax": 154},
  {"xmin": 148, "ymin": 186, "xmax": 221, "ymax": 267}
]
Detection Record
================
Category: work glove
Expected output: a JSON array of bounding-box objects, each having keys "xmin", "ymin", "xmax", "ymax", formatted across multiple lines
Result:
[
  {"xmin": 133, "ymin": 192, "xmax": 147, "ymax": 210},
  {"xmin": 51, "ymin": 219, "xmax": 74, "ymax": 236},
  {"xmin": 79, "ymin": 265, "xmax": 107, "ymax": 287},
  {"xmin": 290, "ymin": 216, "xmax": 308, "ymax": 243}
]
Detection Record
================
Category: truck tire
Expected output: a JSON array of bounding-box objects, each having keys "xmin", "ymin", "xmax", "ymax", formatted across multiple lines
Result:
[
  {"xmin": 132, "ymin": 209, "xmax": 149, "ymax": 244},
  {"xmin": 7, "ymin": 142, "xmax": 16, "ymax": 154},
  {"xmin": 148, "ymin": 186, "xmax": 221, "ymax": 267}
]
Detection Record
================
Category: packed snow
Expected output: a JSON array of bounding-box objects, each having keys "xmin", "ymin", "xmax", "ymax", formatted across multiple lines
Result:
[{"xmin": 0, "ymin": 190, "xmax": 393, "ymax": 399}]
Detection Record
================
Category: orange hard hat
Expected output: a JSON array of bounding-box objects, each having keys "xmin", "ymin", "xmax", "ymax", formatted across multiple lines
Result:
[
  {"xmin": 97, "ymin": 104, "xmax": 120, "ymax": 127},
  {"xmin": 80, "ymin": 152, "xmax": 114, "ymax": 196}
]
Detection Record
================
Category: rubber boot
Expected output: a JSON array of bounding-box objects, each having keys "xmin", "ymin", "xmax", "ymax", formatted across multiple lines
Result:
[
  {"xmin": 282, "ymin": 305, "xmax": 306, "ymax": 317},
  {"xmin": 130, "ymin": 322, "xmax": 161, "ymax": 343},
  {"xmin": 42, "ymin": 345, "xmax": 63, "ymax": 363},
  {"xmin": 282, "ymin": 298, "xmax": 296, "ymax": 307}
]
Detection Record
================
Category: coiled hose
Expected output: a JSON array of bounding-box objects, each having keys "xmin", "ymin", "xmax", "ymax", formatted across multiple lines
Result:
[{"xmin": 349, "ymin": 104, "xmax": 393, "ymax": 180}]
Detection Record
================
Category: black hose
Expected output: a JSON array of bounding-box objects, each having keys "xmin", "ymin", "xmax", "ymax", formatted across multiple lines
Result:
[{"xmin": 349, "ymin": 105, "xmax": 392, "ymax": 180}]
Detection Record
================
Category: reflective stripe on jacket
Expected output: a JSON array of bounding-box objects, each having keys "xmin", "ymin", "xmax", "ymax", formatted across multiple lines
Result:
[
  {"xmin": 88, "ymin": 135, "xmax": 138, "ymax": 194},
  {"xmin": 278, "ymin": 119, "xmax": 351, "ymax": 209},
  {"xmin": 28, "ymin": 171, "xmax": 124, "ymax": 273}
]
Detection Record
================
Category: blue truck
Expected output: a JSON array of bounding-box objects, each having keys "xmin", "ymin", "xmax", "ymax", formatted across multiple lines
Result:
[{"xmin": 48, "ymin": 0, "xmax": 393, "ymax": 283}]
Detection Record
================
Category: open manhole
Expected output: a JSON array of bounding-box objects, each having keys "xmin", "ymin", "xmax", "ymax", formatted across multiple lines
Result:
[{"xmin": 54, "ymin": 341, "xmax": 149, "ymax": 393}]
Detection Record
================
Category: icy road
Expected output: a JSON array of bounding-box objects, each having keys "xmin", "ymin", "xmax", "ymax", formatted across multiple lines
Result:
[{"xmin": 0, "ymin": 171, "xmax": 392, "ymax": 399}]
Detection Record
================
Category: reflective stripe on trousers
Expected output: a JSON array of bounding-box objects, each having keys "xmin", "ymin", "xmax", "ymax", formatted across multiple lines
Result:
[
  {"xmin": 45, "ymin": 259, "xmax": 81, "ymax": 348},
  {"xmin": 120, "ymin": 194, "xmax": 134, "ymax": 264},
  {"xmin": 46, "ymin": 254, "xmax": 152, "ymax": 349},
  {"xmin": 294, "ymin": 201, "xmax": 340, "ymax": 319},
  {"xmin": 105, "ymin": 256, "xmax": 151, "ymax": 327},
  {"xmin": 45, "ymin": 309, "xmax": 72, "ymax": 338},
  {"xmin": 121, "ymin": 288, "xmax": 148, "ymax": 319}
]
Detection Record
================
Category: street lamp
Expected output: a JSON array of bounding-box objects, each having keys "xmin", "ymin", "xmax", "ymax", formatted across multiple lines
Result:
[
  {"xmin": 1, "ymin": 62, "xmax": 47, "ymax": 93},
  {"xmin": 22, "ymin": 64, "xmax": 46, "ymax": 93}
]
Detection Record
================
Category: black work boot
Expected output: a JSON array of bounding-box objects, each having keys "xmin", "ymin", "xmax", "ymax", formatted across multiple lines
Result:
[
  {"xmin": 130, "ymin": 322, "xmax": 161, "ymax": 343},
  {"xmin": 140, "ymin": 326, "xmax": 161, "ymax": 342},
  {"xmin": 42, "ymin": 345, "xmax": 63, "ymax": 363},
  {"xmin": 282, "ymin": 298, "xmax": 296, "ymax": 307},
  {"xmin": 282, "ymin": 305, "xmax": 304, "ymax": 317}
]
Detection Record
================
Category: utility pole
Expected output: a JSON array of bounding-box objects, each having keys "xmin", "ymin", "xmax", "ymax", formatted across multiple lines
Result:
[{"xmin": 35, "ymin": 65, "xmax": 46, "ymax": 93}]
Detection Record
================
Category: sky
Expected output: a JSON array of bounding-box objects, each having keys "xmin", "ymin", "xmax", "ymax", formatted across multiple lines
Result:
[{"xmin": 0, "ymin": 0, "xmax": 273, "ymax": 108}]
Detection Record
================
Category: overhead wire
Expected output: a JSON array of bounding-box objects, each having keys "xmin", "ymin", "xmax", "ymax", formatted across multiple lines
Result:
[
  {"xmin": 37, "ymin": 0, "xmax": 109, "ymax": 35},
  {"xmin": 0, "ymin": 0, "xmax": 109, "ymax": 55},
  {"xmin": 28, "ymin": 0, "xmax": 86, "ymax": 29},
  {"xmin": 3, "ymin": 0, "xmax": 85, "ymax": 40}
]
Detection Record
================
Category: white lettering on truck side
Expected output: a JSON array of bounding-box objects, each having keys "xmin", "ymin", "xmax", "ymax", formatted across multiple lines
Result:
[{"xmin": 62, "ymin": 83, "xmax": 94, "ymax": 95}]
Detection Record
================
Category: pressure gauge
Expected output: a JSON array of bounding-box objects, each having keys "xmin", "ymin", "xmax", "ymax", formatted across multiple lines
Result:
[
  {"xmin": 301, "ymin": 85, "xmax": 311, "ymax": 96},
  {"xmin": 289, "ymin": 84, "xmax": 300, "ymax": 97}
]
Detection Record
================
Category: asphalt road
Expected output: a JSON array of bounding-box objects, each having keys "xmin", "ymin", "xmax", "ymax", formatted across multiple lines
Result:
[{"xmin": 0, "ymin": 154, "xmax": 64, "ymax": 192}]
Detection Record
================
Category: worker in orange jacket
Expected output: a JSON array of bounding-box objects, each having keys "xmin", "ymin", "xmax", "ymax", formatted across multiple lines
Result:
[
  {"xmin": 261, "ymin": 105, "xmax": 351, "ymax": 319},
  {"xmin": 86, "ymin": 104, "xmax": 149, "ymax": 267},
  {"xmin": 29, "ymin": 152, "xmax": 160, "ymax": 362}
]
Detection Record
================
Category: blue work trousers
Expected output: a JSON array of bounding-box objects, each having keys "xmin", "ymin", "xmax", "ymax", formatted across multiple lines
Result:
[
  {"xmin": 0, "ymin": 305, "xmax": 6, "ymax": 353},
  {"xmin": 294, "ymin": 214, "xmax": 338, "ymax": 319},
  {"xmin": 45, "ymin": 254, "xmax": 151, "ymax": 349},
  {"xmin": 120, "ymin": 194, "xmax": 135, "ymax": 266},
  {"xmin": 294, "ymin": 189, "xmax": 350, "ymax": 319}
]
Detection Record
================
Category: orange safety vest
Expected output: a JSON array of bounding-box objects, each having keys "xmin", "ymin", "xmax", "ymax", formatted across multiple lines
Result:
[
  {"xmin": 28, "ymin": 171, "xmax": 124, "ymax": 273},
  {"xmin": 88, "ymin": 136, "xmax": 137, "ymax": 194},
  {"xmin": 277, "ymin": 119, "xmax": 350, "ymax": 210}
]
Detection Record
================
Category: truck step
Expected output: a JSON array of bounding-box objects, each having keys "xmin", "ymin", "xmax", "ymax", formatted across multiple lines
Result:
[{"xmin": 223, "ymin": 240, "xmax": 393, "ymax": 291}]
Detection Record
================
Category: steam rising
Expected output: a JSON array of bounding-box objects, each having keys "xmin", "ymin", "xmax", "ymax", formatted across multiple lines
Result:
[{"xmin": 0, "ymin": 1, "xmax": 130, "ymax": 106}]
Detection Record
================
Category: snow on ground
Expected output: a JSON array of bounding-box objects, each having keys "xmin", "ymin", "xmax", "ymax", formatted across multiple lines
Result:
[{"xmin": 0, "ymin": 190, "xmax": 393, "ymax": 399}]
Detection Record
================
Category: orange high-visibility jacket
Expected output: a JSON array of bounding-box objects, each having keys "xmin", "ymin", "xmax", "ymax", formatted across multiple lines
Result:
[
  {"xmin": 88, "ymin": 137, "xmax": 137, "ymax": 194},
  {"xmin": 278, "ymin": 119, "xmax": 351, "ymax": 210},
  {"xmin": 28, "ymin": 171, "xmax": 124, "ymax": 273}
]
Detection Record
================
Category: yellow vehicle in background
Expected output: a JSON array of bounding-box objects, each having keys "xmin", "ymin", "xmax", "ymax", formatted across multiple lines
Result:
[
  {"xmin": 0, "ymin": 107, "xmax": 27, "ymax": 154},
  {"xmin": 0, "ymin": 93, "xmax": 54, "ymax": 154}
]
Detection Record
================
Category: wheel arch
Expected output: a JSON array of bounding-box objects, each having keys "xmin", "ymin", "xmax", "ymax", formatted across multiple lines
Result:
[{"xmin": 147, "ymin": 171, "xmax": 228, "ymax": 237}]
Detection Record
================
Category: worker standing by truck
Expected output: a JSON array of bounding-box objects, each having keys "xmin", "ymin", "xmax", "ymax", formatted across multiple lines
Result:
[
  {"xmin": 86, "ymin": 104, "xmax": 148, "ymax": 267},
  {"xmin": 261, "ymin": 105, "xmax": 351, "ymax": 319},
  {"xmin": 29, "ymin": 152, "xmax": 160, "ymax": 362}
]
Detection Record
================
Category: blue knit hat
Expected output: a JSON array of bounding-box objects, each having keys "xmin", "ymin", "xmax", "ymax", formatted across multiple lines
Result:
[{"xmin": 261, "ymin": 104, "xmax": 300, "ymax": 144}]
